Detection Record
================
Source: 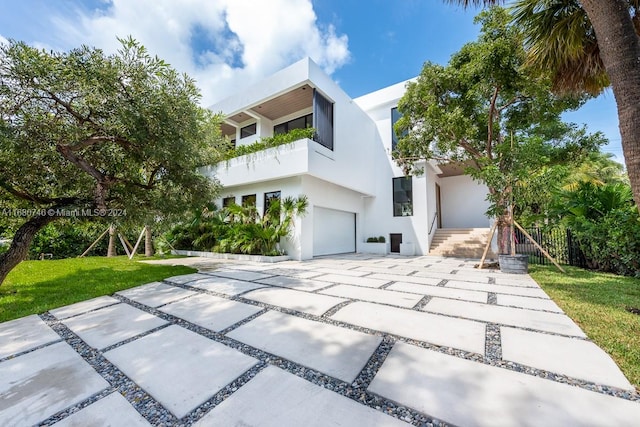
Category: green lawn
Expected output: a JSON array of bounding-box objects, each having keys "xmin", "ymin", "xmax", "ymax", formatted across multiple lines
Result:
[
  {"xmin": 0, "ymin": 256, "xmax": 196, "ymax": 323},
  {"xmin": 529, "ymin": 264, "xmax": 640, "ymax": 390}
]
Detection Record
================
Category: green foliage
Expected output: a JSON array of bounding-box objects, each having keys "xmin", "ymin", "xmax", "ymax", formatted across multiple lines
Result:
[
  {"xmin": 378, "ymin": 236, "xmax": 386, "ymax": 243},
  {"xmin": 217, "ymin": 128, "xmax": 315, "ymax": 162},
  {"xmin": 554, "ymin": 182, "xmax": 640, "ymax": 276},
  {"xmin": 0, "ymin": 37, "xmax": 224, "ymax": 230},
  {"xmin": 29, "ymin": 221, "xmax": 111, "ymax": 259},
  {"xmin": 366, "ymin": 237, "xmax": 379, "ymax": 243},
  {"xmin": 164, "ymin": 196, "xmax": 308, "ymax": 256},
  {"xmin": 0, "ymin": 256, "xmax": 195, "ymax": 322},
  {"xmin": 393, "ymin": 7, "xmax": 600, "ymax": 253},
  {"xmin": 530, "ymin": 264, "xmax": 640, "ymax": 388}
]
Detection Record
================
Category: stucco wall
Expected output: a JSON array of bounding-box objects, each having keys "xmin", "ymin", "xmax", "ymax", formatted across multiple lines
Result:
[{"xmin": 439, "ymin": 175, "xmax": 491, "ymax": 228}]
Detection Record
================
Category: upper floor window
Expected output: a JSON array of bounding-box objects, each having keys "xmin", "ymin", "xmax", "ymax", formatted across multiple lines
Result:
[
  {"xmin": 393, "ymin": 176, "xmax": 413, "ymax": 217},
  {"xmin": 240, "ymin": 123, "xmax": 257, "ymax": 139},
  {"xmin": 313, "ymin": 89, "xmax": 334, "ymax": 150},
  {"xmin": 391, "ymin": 107, "xmax": 405, "ymax": 151},
  {"xmin": 274, "ymin": 114, "xmax": 313, "ymax": 135}
]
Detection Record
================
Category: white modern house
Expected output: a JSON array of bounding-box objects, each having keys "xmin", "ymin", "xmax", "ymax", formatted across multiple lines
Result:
[{"xmin": 202, "ymin": 58, "xmax": 492, "ymax": 260}]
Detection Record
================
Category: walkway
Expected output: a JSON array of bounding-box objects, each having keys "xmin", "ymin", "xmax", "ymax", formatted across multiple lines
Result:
[{"xmin": 1, "ymin": 255, "xmax": 638, "ymax": 426}]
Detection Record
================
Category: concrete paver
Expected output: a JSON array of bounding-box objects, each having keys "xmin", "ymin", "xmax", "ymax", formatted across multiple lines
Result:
[
  {"xmin": 188, "ymin": 276, "xmax": 267, "ymax": 295},
  {"xmin": 254, "ymin": 275, "xmax": 330, "ymax": 291},
  {"xmin": 164, "ymin": 273, "xmax": 212, "ymax": 284},
  {"xmin": 227, "ymin": 311, "xmax": 381, "ymax": 382},
  {"xmin": 0, "ymin": 342, "xmax": 109, "ymax": 426},
  {"xmin": 3, "ymin": 254, "xmax": 637, "ymax": 426},
  {"xmin": 0, "ymin": 314, "xmax": 61, "ymax": 359},
  {"xmin": 320, "ymin": 284, "xmax": 423, "ymax": 308},
  {"xmin": 49, "ymin": 296, "xmax": 119, "ymax": 320},
  {"xmin": 369, "ymin": 342, "xmax": 640, "ymax": 427},
  {"xmin": 387, "ymin": 281, "xmax": 488, "ymax": 303},
  {"xmin": 445, "ymin": 280, "xmax": 550, "ymax": 298},
  {"xmin": 194, "ymin": 366, "xmax": 407, "ymax": 427},
  {"xmin": 52, "ymin": 392, "xmax": 151, "ymax": 427},
  {"xmin": 159, "ymin": 293, "xmax": 263, "ymax": 331},
  {"xmin": 242, "ymin": 287, "xmax": 346, "ymax": 316},
  {"xmin": 116, "ymin": 282, "xmax": 197, "ymax": 308},
  {"xmin": 496, "ymin": 294, "xmax": 563, "ymax": 313},
  {"xmin": 367, "ymin": 273, "xmax": 442, "ymax": 286},
  {"xmin": 314, "ymin": 273, "xmax": 391, "ymax": 288},
  {"xmin": 62, "ymin": 303, "xmax": 167, "ymax": 349},
  {"xmin": 423, "ymin": 298, "xmax": 586, "ymax": 337},
  {"xmin": 210, "ymin": 269, "xmax": 275, "ymax": 282},
  {"xmin": 331, "ymin": 301, "xmax": 486, "ymax": 354},
  {"xmin": 104, "ymin": 325, "xmax": 257, "ymax": 418},
  {"xmin": 501, "ymin": 327, "xmax": 634, "ymax": 390}
]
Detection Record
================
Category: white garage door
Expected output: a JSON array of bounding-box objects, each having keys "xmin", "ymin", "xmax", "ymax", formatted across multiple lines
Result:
[{"xmin": 313, "ymin": 207, "xmax": 356, "ymax": 256}]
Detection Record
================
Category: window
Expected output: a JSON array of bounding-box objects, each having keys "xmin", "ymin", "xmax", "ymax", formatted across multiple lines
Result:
[
  {"xmin": 242, "ymin": 194, "xmax": 256, "ymax": 207},
  {"xmin": 222, "ymin": 196, "xmax": 235, "ymax": 208},
  {"xmin": 393, "ymin": 177, "xmax": 413, "ymax": 217},
  {"xmin": 264, "ymin": 191, "xmax": 281, "ymax": 220},
  {"xmin": 313, "ymin": 89, "xmax": 334, "ymax": 150},
  {"xmin": 274, "ymin": 114, "xmax": 313, "ymax": 135},
  {"xmin": 240, "ymin": 123, "xmax": 256, "ymax": 139},
  {"xmin": 391, "ymin": 107, "xmax": 406, "ymax": 151}
]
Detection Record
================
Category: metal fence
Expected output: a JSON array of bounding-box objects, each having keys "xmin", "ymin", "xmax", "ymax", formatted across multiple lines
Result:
[{"xmin": 515, "ymin": 227, "xmax": 588, "ymax": 268}]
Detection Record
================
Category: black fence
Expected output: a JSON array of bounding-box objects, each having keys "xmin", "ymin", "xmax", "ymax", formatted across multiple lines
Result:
[{"xmin": 515, "ymin": 227, "xmax": 588, "ymax": 268}]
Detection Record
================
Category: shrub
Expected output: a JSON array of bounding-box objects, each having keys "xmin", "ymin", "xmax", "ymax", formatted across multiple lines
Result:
[
  {"xmin": 366, "ymin": 237, "xmax": 379, "ymax": 243},
  {"xmin": 378, "ymin": 236, "xmax": 386, "ymax": 243}
]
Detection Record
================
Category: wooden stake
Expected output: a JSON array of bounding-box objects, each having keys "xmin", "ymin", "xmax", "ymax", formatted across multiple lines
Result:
[
  {"xmin": 128, "ymin": 227, "xmax": 147, "ymax": 260},
  {"xmin": 79, "ymin": 227, "xmax": 110, "ymax": 257},
  {"xmin": 118, "ymin": 233, "xmax": 131, "ymax": 257},
  {"xmin": 479, "ymin": 221, "xmax": 498, "ymax": 269},
  {"xmin": 514, "ymin": 220, "xmax": 566, "ymax": 273}
]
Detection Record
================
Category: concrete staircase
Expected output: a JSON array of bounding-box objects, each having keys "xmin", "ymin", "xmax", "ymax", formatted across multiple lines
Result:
[{"xmin": 429, "ymin": 228, "xmax": 496, "ymax": 259}]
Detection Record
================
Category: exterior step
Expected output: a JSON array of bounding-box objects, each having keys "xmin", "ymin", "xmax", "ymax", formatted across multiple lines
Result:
[{"xmin": 429, "ymin": 228, "xmax": 496, "ymax": 259}]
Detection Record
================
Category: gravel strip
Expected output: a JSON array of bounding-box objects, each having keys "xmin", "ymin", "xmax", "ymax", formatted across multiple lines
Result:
[
  {"xmin": 436, "ymin": 279, "xmax": 448, "ymax": 287},
  {"xmin": 38, "ymin": 313, "xmax": 177, "ymax": 426},
  {"xmin": 0, "ymin": 339, "xmax": 62, "ymax": 363},
  {"xmin": 412, "ymin": 295, "xmax": 432, "ymax": 311},
  {"xmin": 37, "ymin": 388, "xmax": 115, "ymax": 426},
  {"xmin": 487, "ymin": 292, "xmax": 498, "ymax": 305},
  {"xmin": 321, "ymin": 301, "xmax": 353, "ymax": 317},
  {"xmin": 485, "ymin": 324, "xmax": 502, "ymax": 361}
]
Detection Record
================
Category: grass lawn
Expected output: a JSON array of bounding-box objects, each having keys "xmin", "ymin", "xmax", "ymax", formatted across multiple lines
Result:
[
  {"xmin": 0, "ymin": 256, "xmax": 196, "ymax": 323},
  {"xmin": 529, "ymin": 264, "xmax": 640, "ymax": 390}
]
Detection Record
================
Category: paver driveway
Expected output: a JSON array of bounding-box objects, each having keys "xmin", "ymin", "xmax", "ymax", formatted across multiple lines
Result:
[{"xmin": 1, "ymin": 255, "xmax": 639, "ymax": 426}]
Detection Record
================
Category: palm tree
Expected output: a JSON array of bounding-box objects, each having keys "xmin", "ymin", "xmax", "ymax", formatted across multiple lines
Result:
[{"xmin": 447, "ymin": 0, "xmax": 640, "ymax": 209}]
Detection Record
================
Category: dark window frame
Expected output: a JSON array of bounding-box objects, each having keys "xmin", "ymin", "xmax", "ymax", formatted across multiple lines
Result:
[
  {"xmin": 392, "ymin": 176, "xmax": 413, "ymax": 217},
  {"xmin": 273, "ymin": 114, "xmax": 313, "ymax": 135},
  {"xmin": 241, "ymin": 194, "xmax": 257, "ymax": 207},
  {"xmin": 313, "ymin": 89, "xmax": 334, "ymax": 151},
  {"xmin": 240, "ymin": 123, "xmax": 257, "ymax": 139},
  {"xmin": 264, "ymin": 191, "xmax": 282, "ymax": 221},
  {"xmin": 391, "ymin": 107, "xmax": 406, "ymax": 151},
  {"xmin": 222, "ymin": 196, "xmax": 235, "ymax": 208}
]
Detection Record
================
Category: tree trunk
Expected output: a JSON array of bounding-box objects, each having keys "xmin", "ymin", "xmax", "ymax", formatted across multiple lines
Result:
[
  {"xmin": 144, "ymin": 226, "xmax": 154, "ymax": 257},
  {"xmin": 0, "ymin": 214, "xmax": 57, "ymax": 285},
  {"xmin": 107, "ymin": 224, "xmax": 116, "ymax": 257},
  {"xmin": 581, "ymin": 0, "xmax": 640, "ymax": 208},
  {"xmin": 496, "ymin": 214, "xmax": 511, "ymax": 255}
]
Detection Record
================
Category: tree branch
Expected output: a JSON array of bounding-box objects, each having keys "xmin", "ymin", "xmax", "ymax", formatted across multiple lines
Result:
[
  {"xmin": 487, "ymin": 85, "xmax": 500, "ymax": 159},
  {"xmin": 64, "ymin": 135, "xmax": 132, "ymax": 152}
]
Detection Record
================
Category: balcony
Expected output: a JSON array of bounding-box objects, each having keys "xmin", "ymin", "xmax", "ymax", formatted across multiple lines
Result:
[{"xmin": 202, "ymin": 137, "xmax": 334, "ymax": 188}]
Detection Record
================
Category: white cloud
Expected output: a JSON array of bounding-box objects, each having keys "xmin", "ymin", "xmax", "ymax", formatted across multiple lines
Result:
[{"xmin": 51, "ymin": 0, "xmax": 350, "ymax": 106}]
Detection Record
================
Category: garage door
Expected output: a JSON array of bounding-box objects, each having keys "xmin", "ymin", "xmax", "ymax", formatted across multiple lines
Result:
[{"xmin": 313, "ymin": 207, "xmax": 356, "ymax": 256}]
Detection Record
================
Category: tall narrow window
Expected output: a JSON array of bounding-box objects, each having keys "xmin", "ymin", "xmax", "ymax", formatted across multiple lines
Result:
[
  {"xmin": 313, "ymin": 89, "xmax": 334, "ymax": 150},
  {"xmin": 393, "ymin": 177, "xmax": 413, "ymax": 217},
  {"xmin": 264, "ymin": 191, "xmax": 281, "ymax": 221},
  {"xmin": 242, "ymin": 194, "xmax": 256, "ymax": 207},
  {"xmin": 391, "ymin": 107, "xmax": 405, "ymax": 151}
]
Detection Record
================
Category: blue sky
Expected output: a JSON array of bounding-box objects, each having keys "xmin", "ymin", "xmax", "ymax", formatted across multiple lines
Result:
[{"xmin": 0, "ymin": 0, "xmax": 622, "ymax": 162}]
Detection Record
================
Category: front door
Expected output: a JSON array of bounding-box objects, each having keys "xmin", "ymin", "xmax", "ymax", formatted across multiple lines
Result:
[{"xmin": 390, "ymin": 233, "xmax": 402, "ymax": 253}]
